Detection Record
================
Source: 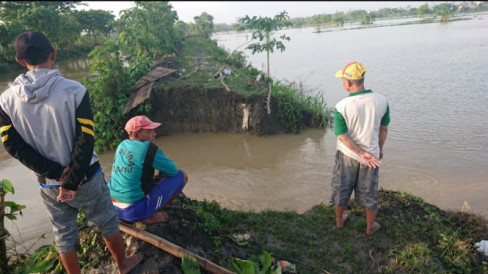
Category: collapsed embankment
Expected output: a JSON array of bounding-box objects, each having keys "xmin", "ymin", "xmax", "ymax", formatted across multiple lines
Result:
[
  {"xmin": 150, "ymin": 85, "xmax": 282, "ymax": 136},
  {"xmin": 143, "ymin": 84, "xmax": 323, "ymax": 137}
]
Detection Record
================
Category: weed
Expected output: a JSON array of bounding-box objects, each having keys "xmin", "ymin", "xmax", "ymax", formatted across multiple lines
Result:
[
  {"xmin": 195, "ymin": 200, "xmax": 222, "ymax": 235},
  {"xmin": 272, "ymin": 80, "xmax": 333, "ymax": 133}
]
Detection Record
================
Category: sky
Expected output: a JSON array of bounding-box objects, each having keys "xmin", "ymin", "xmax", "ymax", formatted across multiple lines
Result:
[{"xmin": 80, "ymin": 1, "xmax": 431, "ymax": 24}]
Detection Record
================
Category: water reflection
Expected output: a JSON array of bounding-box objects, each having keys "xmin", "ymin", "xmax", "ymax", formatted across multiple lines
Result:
[
  {"xmin": 99, "ymin": 130, "xmax": 336, "ymax": 213},
  {"xmin": 0, "ymin": 57, "xmax": 91, "ymax": 92}
]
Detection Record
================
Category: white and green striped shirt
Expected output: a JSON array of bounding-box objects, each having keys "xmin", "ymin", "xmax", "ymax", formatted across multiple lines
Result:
[{"xmin": 334, "ymin": 89, "xmax": 390, "ymax": 164}]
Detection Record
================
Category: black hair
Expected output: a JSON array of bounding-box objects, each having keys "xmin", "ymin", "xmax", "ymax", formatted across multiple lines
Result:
[
  {"xmin": 21, "ymin": 51, "xmax": 52, "ymax": 66},
  {"xmin": 350, "ymin": 78, "xmax": 364, "ymax": 86}
]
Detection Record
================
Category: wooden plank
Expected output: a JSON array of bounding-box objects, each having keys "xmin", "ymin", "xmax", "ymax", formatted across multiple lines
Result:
[
  {"xmin": 123, "ymin": 67, "xmax": 177, "ymax": 114},
  {"xmin": 132, "ymin": 67, "xmax": 177, "ymax": 90},
  {"xmin": 119, "ymin": 222, "xmax": 235, "ymax": 274},
  {"xmin": 123, "ymin": 82, "xmax": 154, "ymax": 114}
]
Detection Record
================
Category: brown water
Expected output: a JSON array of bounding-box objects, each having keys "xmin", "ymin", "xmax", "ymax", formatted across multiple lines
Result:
[
  {"xmin": 2, "ymin": 128, "xmax": 486, "ymax": 251},
  {"xmin": 2, "ymin": 14, "xmax": 488, "ymax": 252}
]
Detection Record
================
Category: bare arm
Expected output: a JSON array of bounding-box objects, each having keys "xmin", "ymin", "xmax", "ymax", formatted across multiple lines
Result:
[
  {"xmin": 379, "ymin": 126, "xmax": 388, "ymax": 160},
  {"xmin": 338, "ymin": 133, "xmax": 381, "ymax": 168}
]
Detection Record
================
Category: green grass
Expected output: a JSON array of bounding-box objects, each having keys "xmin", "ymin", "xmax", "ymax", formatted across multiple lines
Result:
[
  {"xmin": 186, "ymin": 190, "xmax": 488, "ymax": 273},
  {"xmin": 171, "ymin": 36, "xmax": 268, "ymax": 95},
  {"xmin": 11, "ymin": 189, "xmax": 488, "ymax": 273},
  {"xmin": 161, "ymin": 36, "xmax": 334, "ymax": 131}
]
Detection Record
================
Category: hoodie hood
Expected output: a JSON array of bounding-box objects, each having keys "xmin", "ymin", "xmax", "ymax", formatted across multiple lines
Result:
[{"xmin": 12, "ymin": 69, "xmax": 62, "ymax": 103}]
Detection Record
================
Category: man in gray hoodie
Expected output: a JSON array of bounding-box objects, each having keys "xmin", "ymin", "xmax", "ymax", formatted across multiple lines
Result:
[{"xmin": 0, "ymin": 32, "xmax": 141, "ymax": 274}]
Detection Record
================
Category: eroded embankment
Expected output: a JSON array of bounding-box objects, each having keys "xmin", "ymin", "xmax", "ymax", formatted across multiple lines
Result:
[
  {"xmin": 136, "ymin": 84, "xmax": 323, "ymax": 137},
  {"xmin": 148, "ymin": 85, "xmax": 280, "ymax": 136}
]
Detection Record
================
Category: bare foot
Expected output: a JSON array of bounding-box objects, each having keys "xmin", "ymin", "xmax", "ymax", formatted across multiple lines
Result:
[
  {"xmin": 336, "ymin": 213, "xmax": 348, "ymax": 229},
  {"xmin": 119, "ymin": 253, "xmax": 142, "ymax": 274},
  {"xmin": 366, "ymin": 221, "xmax": 381, "ymax": 236},
  {"xmin": 142, "ymin": 211, "xmax": 168, "ymax": 224}
]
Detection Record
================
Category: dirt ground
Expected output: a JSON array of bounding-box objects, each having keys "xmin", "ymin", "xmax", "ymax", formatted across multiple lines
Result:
[
  {"xmin": 81, "ymin": 190, "xmax": 488, "ymax": 274},
  {"xmin": 85, "ymin": 194, "xmax": 244, "ymax": 274},
  {"xmin": 81, "ymin": 193, "xmax": 398, "ymax": 273}
]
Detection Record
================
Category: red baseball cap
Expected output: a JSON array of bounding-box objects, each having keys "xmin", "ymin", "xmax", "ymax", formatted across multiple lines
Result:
[{"xmin": 124, "ymin": 115, "xmax": 161, "ymax": 134}]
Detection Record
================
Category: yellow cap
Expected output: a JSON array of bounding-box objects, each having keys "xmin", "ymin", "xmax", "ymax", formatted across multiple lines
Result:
[{"xmin": 335, "ymin": 62, "xmax": 366, "ymax": 80}]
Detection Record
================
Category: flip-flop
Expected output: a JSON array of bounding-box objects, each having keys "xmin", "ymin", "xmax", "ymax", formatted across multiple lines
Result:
[
  {"xmin": 337, "ymin": 213, "xmax": 348, "ymax": 229},
  {"xmin": 366, "ymin": 221, "xmax": 381, "ymax": 236}
]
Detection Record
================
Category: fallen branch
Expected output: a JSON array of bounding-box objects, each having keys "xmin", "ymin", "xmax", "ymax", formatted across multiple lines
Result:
[
  {"xmin": 221, "ymin": 76, "xmax": 230, "ymax": 92},
  {"xmin": 226, "ymin": 40, "xmax": 252, "ymax": 60},
  {"xmin": 214, "ymin": 66, "xmax": 231, "ymax": 92},
  {"xmin": 119, "ymin": 222, "xmax": 234, "ymax": 274},
  {"xmin": 369, "ymin": 248, "xmax": 380, "ymax": 272},
  {"xmin": 213, "ymin": 66, "xmax": 225, "ymax": 78},
  {"xmin": 179, "ymin": 67, "xmax": 199, "ymax": 80}
]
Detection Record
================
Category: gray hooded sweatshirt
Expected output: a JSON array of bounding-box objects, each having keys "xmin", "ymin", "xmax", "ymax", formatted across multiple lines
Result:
[{"xmin": 0, "ymin": 69, "xmax": 99, "ymax": 190}]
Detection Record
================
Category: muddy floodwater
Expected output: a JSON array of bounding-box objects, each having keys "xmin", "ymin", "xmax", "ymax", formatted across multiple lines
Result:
[{"xmin": 1, "ymin": 14, "xmax": 488, "ymax": 251}]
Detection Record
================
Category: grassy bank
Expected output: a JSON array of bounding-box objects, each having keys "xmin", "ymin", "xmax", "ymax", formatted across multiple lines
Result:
[
  {"xmin": 177, "ymin": 190, "xmax": 488, "ymax": 273},
  {"xmin": 14, "ymin": 189, "xmax": 488, "ymax": 273},
  {"xmin": 170, "ymin": 36, "xmax": 333, "ymax": 134},
  {"xmin": 85, "ymin": 35, "xmax": 333, "ymax": 153}
]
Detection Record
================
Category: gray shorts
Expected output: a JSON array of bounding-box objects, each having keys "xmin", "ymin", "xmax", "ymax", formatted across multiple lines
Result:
[
  {"xmin": 330, "ymin": 150, "xmax": 379, "ymax": 212},
  {"xmin": 40, "ymin": 172, "xmax": 119, "ymax": 253}
]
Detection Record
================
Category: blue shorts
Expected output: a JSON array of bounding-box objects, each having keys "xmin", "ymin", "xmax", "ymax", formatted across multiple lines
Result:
[
  {"xmin": 330, "ymin": 150, "xmax": 379, "ymax": 212},
  {"xmin": 113, "ymin": 170, "xmax": 186, "ymax": 222}
]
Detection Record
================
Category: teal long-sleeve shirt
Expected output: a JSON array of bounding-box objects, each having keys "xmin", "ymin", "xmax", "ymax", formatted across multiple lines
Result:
[{"xmin": 109, "ymin": 139, "xmax": 177, "ymax": 203}]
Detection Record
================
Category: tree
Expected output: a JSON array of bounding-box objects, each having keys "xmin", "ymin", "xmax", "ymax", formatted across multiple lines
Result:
[
  {"xmin": 0, "ymin": 22, "xmax": 23, "ymax": 62},
  {"xmin": 239, "ymin": 11, "xmax": 291, "ymax": 78},
  {"xmin": 84, "ymin": 2, "xmax": 181, "ymax": 152},
  {"xmin": 74, "ymin": 9, "xmax": 115, "ymax": 40},
  {"xmin": 331, "ymin": 12, "xmax": 345, "ymax": 27},
  {"xmin": 417, "ymin": 4, "xmax": 429, "ymax": 18},
  {"xmin": 435, "ymin": 3, "xmax": 453, "ymax": 23},
  {"xmin": 239, "ymin": 11, "xmax": 291, "ymax": 114},
  {"xmin": 0, "ymin": 1, "xmax": 83, "ymax": 60},
  {"xmin": 360, "ymin": 12, "xmax": 375, "ymax": 25},
  {"xmin": 0, "ymin": 1, "xmax": 81, "ymax": 22},
  {"xmin": 174, "ymin": 20, "xmax": 190, "ymax": 37},
  {"xmin": 193, "ymin": 12, "xmax": 214, "ymax": 39},
  {"xmin": 347, "ymin": 9, "xmax": 367, "ymax": 22},
  {"xmin": 117, "ymin": 1, "xmax": 179, "ymax": 61},
  {"xmin": 311, "ymin": 14, "xmax": 330, "ymax": 31}
]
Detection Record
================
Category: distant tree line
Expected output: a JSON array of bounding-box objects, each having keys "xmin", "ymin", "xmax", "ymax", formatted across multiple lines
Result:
[
  {"xmin": 213, "ymin": 1, "xmax": 488, "ymax": 32},
  {"xmin": 0, "ymin": 1, "xmax": 115, "ymax": 62},
  {"xmin": 0, "ymin": 1, "xmax": 216, "ymax": 64}
]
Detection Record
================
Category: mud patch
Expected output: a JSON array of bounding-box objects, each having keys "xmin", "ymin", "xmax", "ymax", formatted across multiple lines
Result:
[{"xmin": 145, "ymin": 85, "xmax": 287, "ymax": 136}]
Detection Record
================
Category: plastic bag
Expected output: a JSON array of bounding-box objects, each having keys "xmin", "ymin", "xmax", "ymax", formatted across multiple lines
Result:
[{"xmin": 474, "ymin": 240, "xmax": 488, "ymax": 256}]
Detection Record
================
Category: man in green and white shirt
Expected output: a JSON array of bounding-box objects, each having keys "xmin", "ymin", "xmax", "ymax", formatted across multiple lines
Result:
[{"xmin": 330, "ymin": 62, "xmax": 390, "ymax": 236}]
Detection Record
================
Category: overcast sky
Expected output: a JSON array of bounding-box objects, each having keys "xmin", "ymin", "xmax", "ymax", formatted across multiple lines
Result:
[{"xmin": 80, "ymin": 1, "xmax": 431, "ymax": 24}]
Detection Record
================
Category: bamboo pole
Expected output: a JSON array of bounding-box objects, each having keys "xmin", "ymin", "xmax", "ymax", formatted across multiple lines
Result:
[
  {"xmin": 225, "ymin": 40, "xmax": 252, "ymax": 60},
  {"xmin": 220, "ymin": 76, "xmax": 231, "ymax": 92},
  {"xmin": 119, "ymin": 223, "xmax": 234, "ymax": 274}
]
